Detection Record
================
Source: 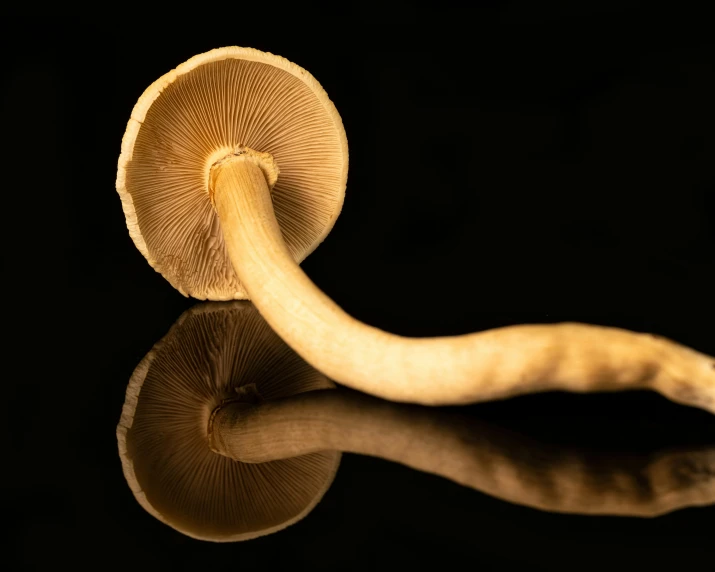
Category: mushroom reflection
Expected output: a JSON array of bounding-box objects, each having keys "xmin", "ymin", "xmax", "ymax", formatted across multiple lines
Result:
[{"xmin": 119, "ymin": 302, "xmax": 715, "ymax": 542}]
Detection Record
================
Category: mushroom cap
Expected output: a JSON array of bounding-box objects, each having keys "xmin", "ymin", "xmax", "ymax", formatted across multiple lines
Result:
[
  {"xmin": 117, "ymin": 47, "xmax": 349, "ymax": 300},
  {"xmin": 117, "ymin": 301, "xmax": 341, "ymax": 542}
]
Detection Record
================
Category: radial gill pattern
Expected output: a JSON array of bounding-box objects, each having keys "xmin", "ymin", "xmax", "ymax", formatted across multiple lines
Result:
[
  {"xmin": 117, "ymin": 47, "xmax": 348, "ymax": 300},
  {"xmin": 117, "ymin": 301, "xmax": 340, "ymax": 541}
]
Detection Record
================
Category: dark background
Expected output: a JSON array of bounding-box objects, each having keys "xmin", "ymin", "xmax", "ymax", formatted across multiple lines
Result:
[{"xmin": 5, "ymin": 2, "xmax": 715, "ymax": 570}]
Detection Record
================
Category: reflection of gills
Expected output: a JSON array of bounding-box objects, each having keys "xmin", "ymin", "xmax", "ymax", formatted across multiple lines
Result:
[
  {"xmin": 211, "ymin": 388, "xmax": 715, "ymax": 518},
  {"xmin": 118, "ymin": 302, "xmax": 341, "ymax": 543},
  {"xmin": 117, "ymin": 47, "xmax": 715, "ymax": 412},
  {"xmin": 119, "ymin": 302, "xmax": 714, "ymax": 543}
]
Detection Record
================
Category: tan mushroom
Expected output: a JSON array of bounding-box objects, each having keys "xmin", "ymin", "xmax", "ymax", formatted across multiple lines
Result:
[
  {"xmin": 117, "ymin": 46, "xmax": 715, "ymax": 412},
  {"xmin": 116, "ymin": 301, "xmax": 339, "ymax": 542}
]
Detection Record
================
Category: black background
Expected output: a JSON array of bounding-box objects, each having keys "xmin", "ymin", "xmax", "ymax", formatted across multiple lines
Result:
[{"xmin": 5, "ymin": 3, "xmax": 715, "ymax": 571}]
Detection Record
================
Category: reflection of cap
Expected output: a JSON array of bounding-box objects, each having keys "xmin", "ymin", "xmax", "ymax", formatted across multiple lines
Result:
[
  {"xmin": 116, "ymin": 302, "xmax": 340, "ymax": 541},
  {"xmin": 117, "ymin": 47, "xmax": 348, "ymax": 300}
]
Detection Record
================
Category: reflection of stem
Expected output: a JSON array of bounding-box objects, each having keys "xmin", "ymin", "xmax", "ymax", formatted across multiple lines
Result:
[{"xmin": 210, "ymin": 389, "xmax": 715, "ymax": 517}]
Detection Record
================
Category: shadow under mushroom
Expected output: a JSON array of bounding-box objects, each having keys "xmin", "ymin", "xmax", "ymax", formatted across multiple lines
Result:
[{"xmin": 118, "ymin": 302, "xmax": 715, "ymax": 542}]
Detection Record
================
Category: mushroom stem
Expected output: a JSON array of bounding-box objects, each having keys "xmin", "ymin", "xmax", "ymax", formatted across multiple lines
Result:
[
  {"xmin": 209, "ymin": 389, "xmax": 715, "ymax": 517},
  {"xmin": 211, "ymin": 154, "xmax": 715, "ymax": 412}
]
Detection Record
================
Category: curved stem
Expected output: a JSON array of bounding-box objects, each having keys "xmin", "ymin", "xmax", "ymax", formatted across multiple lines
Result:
[
  {"xmin": 209, "ymin": 389, "xmax": 715, "ymax": 517},
  {"xmin": 211, "ymin": 155, "xmax": 715, "ymax": 412}
]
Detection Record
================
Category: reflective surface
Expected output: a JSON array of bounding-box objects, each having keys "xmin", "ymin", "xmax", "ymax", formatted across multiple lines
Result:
[
  {"xmin": 10, "ymin": 4, "xmax": 715, "ymax": 570},
  {"xmin": 131, "ymin": 302, "xmax": 715, "ymax": 529}
]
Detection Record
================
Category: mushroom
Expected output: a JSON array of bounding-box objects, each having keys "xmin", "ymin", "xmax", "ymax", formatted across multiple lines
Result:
[
  {"xmin": 119, "ymin": 302, "xmax": 714, "ymax": 542},
  {"xmin": 117, "ymin": 301, "xmax": 340, "ymax": 542},
  {"xmin": 117, "ymin": 46, "xmax": 715, "ymax": 412}
]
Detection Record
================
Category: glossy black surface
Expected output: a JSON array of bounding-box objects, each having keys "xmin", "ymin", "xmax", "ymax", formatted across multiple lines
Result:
[{"xmin": 8, "ymin": 4, "xmax": 714, "ymax": 570}]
